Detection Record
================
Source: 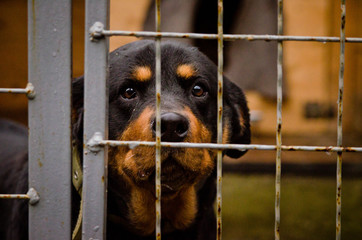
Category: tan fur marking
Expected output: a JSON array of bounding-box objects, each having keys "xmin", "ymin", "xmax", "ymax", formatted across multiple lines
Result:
[
  {"xmin": 235, "ymin": 105, "xmax": 246, "ymax": 132},
  {"xmin": 111, "ymin": 107, "xmax": 155, "ymax": 180},
  {"xmin": 176, "ymin": 64, "xmax": 195, "ymax": 79},
  {"xmin": 239, "ymin": 116, "xmax": 246, "ymax": 131},
  {"xmin": 129, "ymin": 185, "xmax": 198, "ymax": 235},
  {"xmin": 133, "ymin": 66, "xmax": 152, "ymax": 82},
  {"xmin": 129, "ymin": 187, "xmax": 156, "ymax": 235},
  {"xmin": 162, "ymin": 186, "xmax": 197, "ymax": 229},
  {"xmin": 176, "ymin": 107, "xmax": 214, "ymax": 174},
  {"xmin": 223, "ymin": 121, "xmax": 230, "ymax": 144}
]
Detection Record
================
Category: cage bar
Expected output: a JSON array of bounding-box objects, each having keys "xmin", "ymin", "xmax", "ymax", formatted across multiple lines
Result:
[
  {"xmin": 90, "ymin": 140, "xmax": 362, "ymax": 153},
  {"xmin": 275, "ymin": 0, "xmax": 283, "ymax": 240},
  {"xmin": 82, "ymin": 1, "xmax": 109, "ymax": 239},
  {"xmin": 336, "ymin": 0, "xmax": 346, "ymax": 239},
  {"xmin": 0, "ymin": 83, "xmax": 35, "ymax": 99},
  {"xmin": 154, "ymin": 0, "xmax": 162, "ymax": 239},
  {"xmin": 0, "ymin": 194, "xmax": 30, "ymax": 199},
  {"xmin": 0, "ymin": 88, "xmax": 27, "ymax": 94},
  {"xmin": 95, "ymin": 30, "xmax": 362, "ymax": 43},
  {"xmin": 216, "ymin": 0, "xmax": 224, "ymax": 239},
  {"xmin": 27, "ymin": 0, "xmax": 72, "ymax": 239}
]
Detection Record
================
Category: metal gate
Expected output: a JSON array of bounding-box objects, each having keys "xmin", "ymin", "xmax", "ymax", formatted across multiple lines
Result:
[{"xmin": 0, "ymin": 0, "xmax": 361, "ymax": 240}]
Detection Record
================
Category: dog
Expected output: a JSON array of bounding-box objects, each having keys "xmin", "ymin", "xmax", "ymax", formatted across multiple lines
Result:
[{"xmin": 0, "ymin": 40, "xmax": 250, "ymax": 240}]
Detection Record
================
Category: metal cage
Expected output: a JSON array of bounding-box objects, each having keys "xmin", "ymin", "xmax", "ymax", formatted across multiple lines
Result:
[{"xmin": 0, "ymin": 0, "xmax": 361, "ymax": 239}]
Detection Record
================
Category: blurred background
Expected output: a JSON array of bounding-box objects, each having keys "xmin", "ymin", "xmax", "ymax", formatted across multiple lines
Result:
[{"xmin": 0, "ymin": 0, "xmax": 361, "ymax": 239}]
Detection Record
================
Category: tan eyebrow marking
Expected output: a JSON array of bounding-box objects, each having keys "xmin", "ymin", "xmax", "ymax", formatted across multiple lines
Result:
[
  {"xmin": 176, "ymin": 64, "xmax": 196, "ymax": 79},
  {"xmin": 132, "ymin": 66, "xmax": 152, "ymax": 82}
]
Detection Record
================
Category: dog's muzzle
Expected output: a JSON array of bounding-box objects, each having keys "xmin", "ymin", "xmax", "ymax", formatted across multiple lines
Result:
[{"xmin": 151, "ymin": 112, "xmax": 189, "ymax": 142}]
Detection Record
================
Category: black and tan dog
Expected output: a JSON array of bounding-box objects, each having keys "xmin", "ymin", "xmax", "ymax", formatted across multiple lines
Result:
[{"xmin": 0, "ymin": 40, "xmax": 250, "ymax": 240}]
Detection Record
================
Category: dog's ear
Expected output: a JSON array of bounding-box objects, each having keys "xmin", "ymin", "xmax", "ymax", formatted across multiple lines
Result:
[
  {"xmin": 223, "ymin": 77, "xmax": 251, "ymax": 158},
  {"xmin": 72, "ymin": 76, "xmax": 84, "ymax": 148}
]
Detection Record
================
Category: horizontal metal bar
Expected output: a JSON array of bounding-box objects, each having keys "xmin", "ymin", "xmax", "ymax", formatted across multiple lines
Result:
[
  {"xmin": 0, "ymin": 88, "xmax": 28, "ymax": 94},
  {"xmin": 0, "ymin": 194, "xmax": 30, "ymax": 199},
  {"xmin": 86, "ymin": 136, "xmax": 362, "ymax": 152},
  {"xmin": 0, "ymin": 83, "xmax": 35, "ymax": 98},
  {"xmin": 0, "ymin": 188, "xmax": 40, "ymax": 205},
  {"xmin": 98, "ymin": 29, "xmax": 362, "ymax": 43}
]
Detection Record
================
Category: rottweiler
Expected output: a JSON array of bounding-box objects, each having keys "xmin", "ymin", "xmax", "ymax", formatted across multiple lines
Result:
[{"xmin": 0, "ymin": 40, "xmax": 250, "ymax": 240}]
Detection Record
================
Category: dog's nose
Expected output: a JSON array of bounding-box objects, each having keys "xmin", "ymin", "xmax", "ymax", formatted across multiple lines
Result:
[{"xmin": 152, "ymin": 113, "xmax": 189, "ymax": 142}]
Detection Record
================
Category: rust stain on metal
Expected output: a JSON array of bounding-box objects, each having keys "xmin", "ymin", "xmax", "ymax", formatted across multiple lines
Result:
[
  {"xmin": 37, "ymin": 158, "xmax": 43, "ymax": 168},
  {"xmin": 217, "ymin": 200, "xmax": 221, "ymax": 215},
  {"xmin": 217, "ymin": 221, "xmax": 221, "ymax": 240},
  {"xmin": 344, "ymin": 147, "xmax": 356, "ymax": 152}
]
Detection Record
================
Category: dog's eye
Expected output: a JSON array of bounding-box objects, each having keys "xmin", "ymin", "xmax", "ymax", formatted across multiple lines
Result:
[
  {"xmin": 192, "ymin": 84, "xmax": 206, "ymax": 97},
  {"xmin": 121, "ymin": 87, "xmax": 137, "ymax": 99}
]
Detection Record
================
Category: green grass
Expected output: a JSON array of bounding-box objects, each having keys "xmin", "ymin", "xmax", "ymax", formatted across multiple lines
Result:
[{"xmin": 222, "ymin": 174, "xmax": 362, "ymax": 240}]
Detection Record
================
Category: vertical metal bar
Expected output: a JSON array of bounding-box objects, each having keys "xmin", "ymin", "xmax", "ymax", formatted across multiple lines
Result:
[
  {"xmin": 217, "ymin": 0, "xmax": 224, "ymax": 239},
  {"xmin": 28, "ymin": 0, "xmax": 72, "ymax": 239},
  {"xmin": 336, "ymin": 1, "xmax": 346, "ymax": 239},
  {"xmin": 275, "ymin": 0, "xmax": 283, "ymax": 240},
  {"xmin": 155, "ymin": 0, "xmax": 162, "ymax": 239},
  {"xmin": 83, "ymin": 1, "xmax": 109, "ymax": 239}
]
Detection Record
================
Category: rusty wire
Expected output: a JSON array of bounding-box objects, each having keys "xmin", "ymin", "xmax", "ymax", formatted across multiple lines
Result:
[
  {"xmin": 88, "ymin": 139, "xmax": 362, "ymax": 153},
  {"xmin": 216, "ymin": 1, "xmax": 224, "ymax": 239},
  {"xmin": 97, "ymin": 29, "xmax": 362, "ymax": 43},
  {"xmin": 0, "ymin": 83, "xmax": 35, "ymax": 99},
  {"xmin": 0, "ymin": 194, "xmax": 30, "ymax": 199},
  {"xmin": 0, "ymin": 188, "xmax": 39, "ymax": 205},
  {"xmin": 275, "ymin": 1, "xmax": 283, "ymax": 239},
  {"xmin": 336, "ymin": 0, "xmax": 346, "ymax": 239},
  {"xmin": 154, "ymin": 0, "xmax": 162, "ymax": 239}
]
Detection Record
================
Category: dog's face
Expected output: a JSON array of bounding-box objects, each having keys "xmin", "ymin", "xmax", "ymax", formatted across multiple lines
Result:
[
  {"xmin": 92, "ymin": 40, "xmax": 249, "ymax": 196},
  {"xmin": 72, "ymin": 40, "xmax": 250, "ymax": 234},
  {"xmin": 74, "ymin": 40, "xmax": 250, "ymax": 196}
]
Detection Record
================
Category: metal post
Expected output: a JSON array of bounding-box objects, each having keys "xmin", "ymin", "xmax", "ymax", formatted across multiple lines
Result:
[
  {"xmin": 28, "ymin": 0, "xmax": 72, "ymax": 239},
  {"xmin": 82, "ymin": 0, "xmax": 109, "ymax": 239}
]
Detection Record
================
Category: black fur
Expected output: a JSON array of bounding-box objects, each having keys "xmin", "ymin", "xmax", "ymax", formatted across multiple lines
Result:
[{"xmin": 0, "ymin": 40, "xmax": 250, "ymax": 240}]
